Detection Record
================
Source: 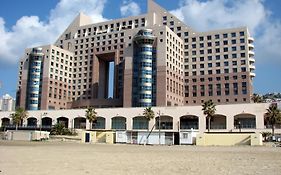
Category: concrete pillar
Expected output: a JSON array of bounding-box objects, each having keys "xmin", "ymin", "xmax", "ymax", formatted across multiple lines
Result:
[
  {"xmin": 173, "ymin": 115, "xmax": 179, "ymax": 131},
  {"xmin": 126, "ymin": 117, "xmax": 132, "ymax": 130},
  {"xmin": 68, "ymin": 119, "xmax": 72, "ymax": 129},
  {"xmin": 22, "ymin": 119, "xmax": 27, "ymax": 126},
  {"xmin": 106, "ymin": 117, "xmax": 111, "ymax": 130},
  {"xmin": 148, "ymin": 118, "xmax": 155, "ymax": 131},
  {"xmin": 227, "ymin": 115, "xmax": 234, "ymax": 131},
  {"xmin": 86, "ymin": 120, "xmax": 90, "ymax": 130},
  {"xmin": 256, "ymin": 112, "xmax": 264, "ymax": 130},
  {"xmin": 199, "ymin": 115, "xmax": 206, "ymax": 133},
  {"xmin": 0, "ymin": 119, "xmax": 2, "ymax": 127}
]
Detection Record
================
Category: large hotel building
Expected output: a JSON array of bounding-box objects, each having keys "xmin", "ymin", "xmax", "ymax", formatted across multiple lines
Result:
[{"xmin": 16, "ymin": 0, "xmax": 255, "ymax": 110}]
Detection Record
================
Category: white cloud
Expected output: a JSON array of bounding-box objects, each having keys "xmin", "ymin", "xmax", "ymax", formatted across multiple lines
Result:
[
  {"xmin": 0, "ymin": 0, "xmax": 107, "ymax": 64},
  {"xmin": 120, "ymin": 1, "xmax": 141, "ymax": 17},
  {"xmin": 171, "ymin": 0, "xmax": 281, "ymax": 64}
]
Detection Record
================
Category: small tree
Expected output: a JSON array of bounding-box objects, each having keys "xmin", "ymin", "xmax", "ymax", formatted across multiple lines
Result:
[
  {"xmin": 202, "ymin": 100, "xmax": 216, "ymax": 132},
  {"xmin": 251, "ymin": 93, "xmax": 263, "ymax": 103},
  {"xmin": 11, "ymin": 108, "xmax": 28, "ymax": 130},
  {"xmin": 265, "ymin": 104, "xmax": 281, "ymax": 137},
  {"xmin": 85, "ymin": 107, "xmax": 97, "ymax": 130}
]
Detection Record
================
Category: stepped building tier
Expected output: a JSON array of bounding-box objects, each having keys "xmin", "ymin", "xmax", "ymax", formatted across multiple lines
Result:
[{"xmin": 16, "ymin": 0, "xmax": 255, "ymax": 110}]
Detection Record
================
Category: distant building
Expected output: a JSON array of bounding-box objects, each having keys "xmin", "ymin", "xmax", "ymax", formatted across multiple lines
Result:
[
  {"xmin": 16, "ymin": 0, "xmax": 255, "ymax": 110},
  {"xmin": 0, "ymin": 94, "xmax": 15, "ymax": 111}
]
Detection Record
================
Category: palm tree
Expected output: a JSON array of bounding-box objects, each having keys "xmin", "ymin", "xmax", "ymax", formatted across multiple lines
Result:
[
  {"xmin": 251, "ymin": 93, "xmax": 263, "ymax": 103},
  {"xmin": 143, "ymin": 107, "xmax": 155, "ymax": 145},
  {"xmin": 265, "ymin": 104, "xmax": 281, "ymax": 137},
  {"xmin": 11, "ymin": 108, "xmax": 28, "ymax": 130},
  {"xmin": 85, "ymin": 107, "xmax": 97, "ymax": 130},
  {"xmin": 143, "ymin": 107, "xmax": 155, "ymax": 122},
  {"xmin": 202, "ymin": 100, "xmax": 216, "ymax": 132}
]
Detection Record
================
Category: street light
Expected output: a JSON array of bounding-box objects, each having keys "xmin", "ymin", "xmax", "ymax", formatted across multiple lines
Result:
[
  {"xmin": 157, "ymin": 110, "xmax": 164, "ymax": 145},
  {"xmin": 40, "ymin": 112, "xmax": 48, "ymax": 137},
  {"xmin": 238, "ymin": 121, "xmax": 241, "ymax": 132}
]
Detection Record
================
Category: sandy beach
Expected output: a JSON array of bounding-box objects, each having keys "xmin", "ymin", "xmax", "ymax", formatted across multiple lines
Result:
[{"xmin": 0, "ymin": 141, "xmax": 280, "ymax": 175}]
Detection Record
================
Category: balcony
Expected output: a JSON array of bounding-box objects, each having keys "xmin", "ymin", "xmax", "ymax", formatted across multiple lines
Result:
[
  {"xmin": 249, "ymin": 50, "xmax": 255, "ymax": 56},
  {"xmin": 250, "ymin": 72, "xmax": 256, "ymax": 77},
  {"xmin": 248, "ymin": 37, "xmax": 254, "ymax": 42},
  {"xmin": 248, "ymin": 43, "xmax": 254, "ymax": 49},
  {"xmin": 249, "ymin": 65, "xmax": 256, "ymax": 70},
  {"xmin": 249, "ymin": 57, "xmax": 255, "ymax": 63}
]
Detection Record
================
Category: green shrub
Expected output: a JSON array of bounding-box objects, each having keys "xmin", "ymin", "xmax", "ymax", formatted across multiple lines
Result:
[{"xmin": 50, "ymin": 123, "xmax": 77, "ymax": 135}]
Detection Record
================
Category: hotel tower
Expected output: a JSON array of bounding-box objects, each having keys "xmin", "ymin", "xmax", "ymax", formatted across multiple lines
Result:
[{"xmin": 16, "ymin": 0, "xmax": 255, "ymax": 110}]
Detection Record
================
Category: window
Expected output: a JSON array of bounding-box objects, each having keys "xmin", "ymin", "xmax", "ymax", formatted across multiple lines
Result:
[
  {"xmin": 240, "ymin": 31, "xmax": 245, "ymax": 36},
  {"xmin": 223, "ymin": 33, "xmax": 228, "ymax": 38},
  {"xmin": 231, "ymin": 32, "xmax": 236, "ymax": 37},
  {"xmin": 215, "ymin": 34, "xmax": 220, "ymax": 39},
  {"xmin": 233, "ymin": 83, "xmax": 238, "ymax": 95},
  {"xmin": 215, "ymin": 41, "xmax": 220, "ymax": 46},
  {"xmin": 216, "ymin": 55, "xmax": 220, "ymax": 60},
  {"xmin": 224, "ymin": 69, "xmax": 229, "ymax": 73}
]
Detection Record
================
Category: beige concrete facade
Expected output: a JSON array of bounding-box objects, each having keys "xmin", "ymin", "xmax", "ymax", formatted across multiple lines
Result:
[
  {"xmin": 16, "ymin": 0, "xmax": 255, "ymax": 110},
  {"xmin": 1, "ymin": 103, "xmax": 280, "ymax": 135}
]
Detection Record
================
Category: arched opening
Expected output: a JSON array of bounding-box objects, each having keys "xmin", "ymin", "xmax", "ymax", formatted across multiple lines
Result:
[
  {"xmin": 57, "ymin": 117, "xmax": 69, "ymax": 128},
  {"xmin": 180, "ymin": 115, "xmax": 199, "ymax": 129},
  {"xmin": 111, "ymin": 116, "xmax": 126, "ymax": 130},
  {"xmin": 234, "ymin": 113, "xmax": 256, "ymax": 129},
  {"xmin": 92, "ymin": 117, "xmax": 106, "ymax": 129},
  {"xmin": 1, "ymin": 118, "xmax": 10, "ymax": 127},
  {"xmin": 133, "ymin": 116, "xmax": 148, "ymax": 130},
  {"xmin": 155, "ymin": 115, "xmax": 173, "ymax": 130},
  {"xmin": 74, "ymin": 117, "xmax": 86, "ymax": 129},
  {"xmin": 206, "ymin": 114, "xmax": 226, "ymax": 129},
  {"xmin": 27, "ymin": 117, "xmax": 37, "ymax": 127},
  {"xmin": 42, "ymin": 117, "xmax": 52, "ymax": 128}
]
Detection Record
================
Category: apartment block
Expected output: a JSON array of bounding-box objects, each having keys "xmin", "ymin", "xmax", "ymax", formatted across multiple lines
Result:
[
  {"xmin": 0, "ymin": 94, "xmax": 15, "ymax": 111},
  {"xmin": 16, "ymin": 0, "xmax": 255, "ymax": 110}
]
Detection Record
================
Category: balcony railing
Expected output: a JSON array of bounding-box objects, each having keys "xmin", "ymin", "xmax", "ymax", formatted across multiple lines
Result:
[
  {"xmin": 180, "ymin": 124, "xmax": 199, "ymax": 130},
  {"xmin": 235, "ymin": 124, "xmax": 256, "ymax": 129}
]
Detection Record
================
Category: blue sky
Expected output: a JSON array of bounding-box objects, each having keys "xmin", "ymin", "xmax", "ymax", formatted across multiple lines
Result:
[{"xmin": 0, "ymin": 0, "xmax": 280, "ymax": 98}]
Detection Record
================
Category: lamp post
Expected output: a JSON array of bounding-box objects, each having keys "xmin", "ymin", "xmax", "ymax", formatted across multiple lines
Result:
[
  {"xmin": 40, "ymin": 112, "xmax": 47, "ymax": 137},
  {"xmin": 238, "ymin": 121, "xmax": 241, "ymax": 132},
  {"xmin": 158, "ymin": 110, "xmax": 162, "ymax": 145}
]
